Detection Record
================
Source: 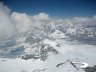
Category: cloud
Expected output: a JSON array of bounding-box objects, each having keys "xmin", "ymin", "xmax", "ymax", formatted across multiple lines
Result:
[
  {"xmin": 0, "ymin": 1, "xmax": 50, "ymax": 42},
  {"xmin": 33, "ymin": 12, "xmax": 49, "ymax": 20},
  {"xmin": 59, "ymin": 16, "xmax": 96, "ymax": 27},
  {"xmin": 0, "ymin": 1, "xmax": 96, "ymax": 42},
  {"xmin": 11, "ymin": 12, "xmax": 32, "ymax": 33},
  {"xmin": 0, "ymin": 2, "xmax": 15, "ymax": 42},
  {"xmin": 72, "ymin": 16, "xmax": 96, "ymax": 26},
  {"xmin": 11, "ymin": 12, "xmax": 50, "ymax": 32},
  {"xmin": 60, "ymin": 16, "xmax": 96, "ymax": 27},
  {"xmin": 30, "ymin": 12, "xmax": 50, "ymax": 28}
]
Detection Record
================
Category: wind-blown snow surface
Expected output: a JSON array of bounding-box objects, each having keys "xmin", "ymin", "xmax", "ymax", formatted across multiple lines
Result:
[{"xmin": 0, "ymin": 2, "xmax": 96, "ymax": 72}]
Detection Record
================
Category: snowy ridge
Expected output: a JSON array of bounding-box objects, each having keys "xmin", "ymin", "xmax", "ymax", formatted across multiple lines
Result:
[{"xmin": 0, "ymin": 17, "xmax": 96, "ymax": 72}]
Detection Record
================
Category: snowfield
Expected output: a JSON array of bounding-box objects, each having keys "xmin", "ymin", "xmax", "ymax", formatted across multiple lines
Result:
[{"xmin": 0, "ymin": 40, "xmax": 96, "ymax": 72}]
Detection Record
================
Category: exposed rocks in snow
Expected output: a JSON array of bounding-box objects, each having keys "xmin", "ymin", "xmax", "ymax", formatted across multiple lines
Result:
[
  {"xmin": 84, "ymin": 65, "xmax": 96, "ymax": 72},
  {"xmin": 0, "ymin": 12, "xmax": 96, "ymax": 72},
  {"xmin": 56, "ymin": 60, "xmax": 89, "ymax": 71},
  {"xmin": 21, "ymin": 43, "xmax": 58, "ymax": 61},
  {"xmin": 49, "ymin": 30, "xmax": 66, "ymax": 39},
  {"xmin": 56, "ymin": 60, "xmax": 79, "ymax": 70}
]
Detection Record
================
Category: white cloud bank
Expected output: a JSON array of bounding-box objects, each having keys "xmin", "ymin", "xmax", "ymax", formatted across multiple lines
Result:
[
  {"xmin": 11, "ymin": 12, "xmax": 32, "ymax": 33},
  {"xmin": 11, "ymin": 12, "xmax": 50, "ymax": 32},
  {"xmin": 0, "ymin": 2, "xmax": 15, "ymax": 42},
  {"xmin": 0, "ymin": 2, "xmax": 96, "ymax": 42}
]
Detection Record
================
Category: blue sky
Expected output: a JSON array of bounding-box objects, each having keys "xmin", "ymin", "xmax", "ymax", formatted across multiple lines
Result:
[{"xmin": 1, "ymin": 0, "xmax": 96, "ymax": 18}]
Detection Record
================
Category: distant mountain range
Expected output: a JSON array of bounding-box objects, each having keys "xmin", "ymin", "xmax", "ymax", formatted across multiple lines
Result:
[{"xmin": 0, "ymin": 19, "xmax": 96, "ymax": 60}]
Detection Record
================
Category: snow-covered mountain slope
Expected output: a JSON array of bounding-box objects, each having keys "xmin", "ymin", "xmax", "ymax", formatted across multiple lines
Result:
[
  {"xmin": 0, "ymin": 18, "xmax": 96, "ymax": 72},
  {"xmin": 48, "ymin": 30, "xmax": 66, "ymax": 39}
]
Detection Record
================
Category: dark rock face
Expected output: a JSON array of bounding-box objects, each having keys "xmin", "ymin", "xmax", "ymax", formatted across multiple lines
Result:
[{"xmin": 84, "ymin": 65, "xmax": 96, "ymax": 72}]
